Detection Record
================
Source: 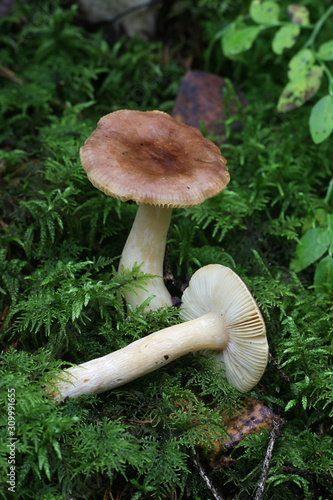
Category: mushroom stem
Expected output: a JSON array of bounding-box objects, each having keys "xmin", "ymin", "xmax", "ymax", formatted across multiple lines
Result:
[
  {"xmin": 51, "ymin": 311, "xmax": 227, "ymax": 402},
  {"xmin": 119, "ymin": 204, "xmax": 173, "ymax": 310}
]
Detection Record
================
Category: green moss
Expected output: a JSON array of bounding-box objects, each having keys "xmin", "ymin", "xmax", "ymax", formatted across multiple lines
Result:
[{"xmin": 1, "ymin": 0, "xmax": 332, "ymax": 498}]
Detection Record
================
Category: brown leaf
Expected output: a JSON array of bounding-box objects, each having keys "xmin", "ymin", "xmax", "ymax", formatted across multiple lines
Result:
[
  {"xmin": 0, "ymin": 0, "xmax": 15, "ymax": 18},
  {"xmin": 206, "ymin": 397, "xmax": 284, "ymax": 466},
  {"xmin": 172, "ymin": 396, "xmax": 284, "ymax": 467},
  {"xmin": 221, "ymin": 397, "xmax": 283, "ymax": 449},
  {"xmin": 172, "ymin": 70, "xmax": 247, "ymax": 142}
]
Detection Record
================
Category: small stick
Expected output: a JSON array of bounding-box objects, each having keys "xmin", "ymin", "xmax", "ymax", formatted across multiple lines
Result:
[
  {"xmin": 253, "ymin": 417, "xmax": 283, "ymax": 500},
  {"xmin": 130, "ymin": 419, "xmax": 155, "ymax": 425},
  {"xmin": 192, "ymin": 453, "xmax": 226, "ymax": 500},
  {"xmin": 269, "ymin": 352, "xmax": 290, "ymax": 382}
]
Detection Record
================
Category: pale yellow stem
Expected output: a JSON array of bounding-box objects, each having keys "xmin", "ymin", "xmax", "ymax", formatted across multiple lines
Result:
[
  {"xmin": 52, "ymin": 311, "xmax": 228, "ymax": 402},
  {"xmin": 119, "ymin": 204, "xmax": 173, "ymax": 310}
]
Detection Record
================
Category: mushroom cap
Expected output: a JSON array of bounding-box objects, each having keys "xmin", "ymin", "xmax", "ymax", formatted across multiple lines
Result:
[
  {"xmin": 180, "ymin": 264, "xmax": 268, "ymax": 392},
  {"xmin": 80, "ymin": 110, "xmax": 229, "ymax": 208}
]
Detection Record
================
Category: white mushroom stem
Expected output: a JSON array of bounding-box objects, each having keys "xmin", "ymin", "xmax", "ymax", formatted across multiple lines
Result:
[
  {"xmin": 119, "ymin": 204, "xmax": 173, "ymax": 310},
  {"xmin": 51, "ymin": 311, "xmax": 227, "ymax": 402}
]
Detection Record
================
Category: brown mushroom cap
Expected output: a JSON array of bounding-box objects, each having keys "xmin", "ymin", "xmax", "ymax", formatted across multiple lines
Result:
[{"xmin": 80, "ymin": 110, "xmax": 229, "ymax": 208}]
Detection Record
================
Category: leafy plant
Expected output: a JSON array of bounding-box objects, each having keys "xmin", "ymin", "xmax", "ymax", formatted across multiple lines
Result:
[
  {"xmin": 211, "ymin": 0, "xmax": 333, "ymax": 143},
  {"xmin": 290, "ymin": 180, "xmax": 333, "ymax": 297}
]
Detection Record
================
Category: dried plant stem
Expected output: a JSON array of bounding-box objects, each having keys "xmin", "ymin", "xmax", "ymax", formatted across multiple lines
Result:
[
  {"xmin": 192, "ymin": 453, "xmax": 226, "ymax": 500},
  {"xmin": 254, "ymin": 417, "xmax": 283, "ymax": 500},
  {"xmin": 269, "ymin": 352, "xmax": 290, "ymax": 382}
]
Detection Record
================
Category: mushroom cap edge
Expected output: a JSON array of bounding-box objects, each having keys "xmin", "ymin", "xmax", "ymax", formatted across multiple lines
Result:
[
  {"xmin": 180, "ymin": 264, "xmax": 269, "ymax": 392},
  {"xmin": 80, "ymin": 109, "xmax": 230, "ymax": 208}
]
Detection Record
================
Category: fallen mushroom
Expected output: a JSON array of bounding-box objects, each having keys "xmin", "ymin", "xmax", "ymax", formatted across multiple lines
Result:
[
  {"xmin": 51, "ymin": 264, "xmax": 268, "ymax": 402},
  {"xmin": 80, "ymin": 110, "xmax": 229, "ymax": 311}
]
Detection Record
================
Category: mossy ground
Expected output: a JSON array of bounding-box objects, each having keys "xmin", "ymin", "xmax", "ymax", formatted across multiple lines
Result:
[{"xmin": 0, "ymin": 1, "xmax": 332, "ymax": 499}]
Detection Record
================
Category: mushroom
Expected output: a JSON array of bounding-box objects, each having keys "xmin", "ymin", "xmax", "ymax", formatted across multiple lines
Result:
[
  {"xmin": 80, "ymin": 110, "xmax": 229, "ymax": 311},
  {"xmin": 51, "ymin": 264, "xmax": 268, "ymax": 402}
]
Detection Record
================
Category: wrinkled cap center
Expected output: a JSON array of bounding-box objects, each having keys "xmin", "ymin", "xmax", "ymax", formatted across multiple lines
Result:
[{"xmin": 128, "ymin": 136, "xmax": 186, "ymax": 175}]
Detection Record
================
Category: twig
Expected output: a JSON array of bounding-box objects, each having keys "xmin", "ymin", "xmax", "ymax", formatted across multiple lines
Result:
[
  {"xmin": 192, "ymin": 453, "xmax": 226, "ymax": 500},
  {"xmin": 269, "ymin": 352, "xmax": 290, "ymax": 382},
  {"xmin": 129, "ymin": 418, "xmax": 156, "ymax": 424},
  {"xmin": 253, "ymin": 417, "xmax": 283, "ymax": 500},
  {"xmin": 0, "ymin": 65, "xmax": 23, "ymax": 84}
]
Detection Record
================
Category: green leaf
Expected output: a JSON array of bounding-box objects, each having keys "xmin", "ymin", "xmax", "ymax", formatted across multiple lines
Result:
[
  {"xmin": 290, "ymin": 227, "xmax": 331, "ymax": 273},
  {"xmin": 287, "ymin": 49, "xmax": 315, "ymax": 80},
  {"xmin": 287, "ymin": 4, "xmax": 310, "ymax": 25},
  {"xmin": 222, "ymin": 26, "xmax": 262, "ymax": 58},
  {"xmin": 317, "ymin": 39, "xmax": 333, "ymax": 61},
  {"xmin": 250, "ymin": 0, "xmax": 280, "ymax": 24},
  {"xmin": 277, "ymin": 66, "xmax": 323, "ymax": 112},
  {"xmin": 38, "ymin": 447, "xmax": 51, "ymax": 480},
  {"xmin": 309, "ymin": 95, "xmax": 333, "ymax": 144},
  {"xmin": 285, "ymin": 399, "xmax": 296, "ymax": 411},
  {"xmin": 272, "ymin": 24, "xmax": 300, "ymax": 55},
  {"xmin": 314, "ymin": 255, "xmax": 333, "ymax": 295},
  {"xmin": 52, "ymin": 440, "xmax": 62, "ymax": 460}
]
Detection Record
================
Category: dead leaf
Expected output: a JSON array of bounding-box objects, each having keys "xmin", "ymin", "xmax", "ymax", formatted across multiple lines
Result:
[
  {"xmin": 172, "ymin": 396, "xmax": 284, "ymax": 467},
  {"xmin": 0, "ymin": 0, "xmax": 16, "ymax": 18},
  {"xmin": 221, "ymin": 397, "xmax": 283, "ymax": 449},
  {"xmin": 206, "ymin": 397, "xmax": 284, "ymax": 466},
  {"xmin": 172, "ymin": 70, "xmax": 247, "ymax": 142}
]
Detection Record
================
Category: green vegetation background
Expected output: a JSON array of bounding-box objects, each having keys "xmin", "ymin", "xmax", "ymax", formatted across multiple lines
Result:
[{"xmin": 0, "ymin": 1, "xmax": 332, "ymax": 499}]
